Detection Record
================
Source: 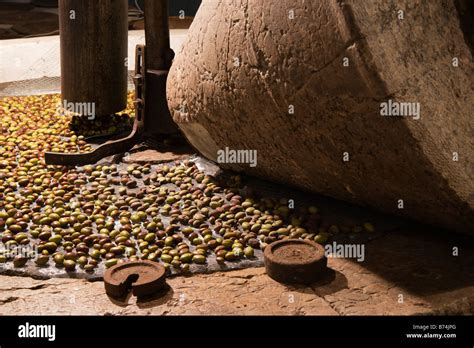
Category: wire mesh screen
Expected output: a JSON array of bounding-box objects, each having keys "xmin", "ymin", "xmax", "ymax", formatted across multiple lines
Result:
[{"xmin": 0, "ymin": 73, "xmax": 136, "ymax": 97}]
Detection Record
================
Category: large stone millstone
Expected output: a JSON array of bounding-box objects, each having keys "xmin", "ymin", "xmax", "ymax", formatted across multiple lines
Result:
[{"xmin": 167, "ymin": 0, "xmax": 474, "ymax": 234}]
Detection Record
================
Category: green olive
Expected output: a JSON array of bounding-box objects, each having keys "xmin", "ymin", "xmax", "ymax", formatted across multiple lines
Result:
[
  {"xmin": 53, "ymin": 254, "xmax": 64, "ymax": 265},
  {"xmin": 314, "ymin": 233, "xmax": 329, "ymax": 244},
  {"xmin": 77, "ymin": 256, "xmax": 88, "ymax": 266},
  {"xmin": 244, "ymin": 246, "xmax": 254, "ymax": 258},
  {"xmin": 179, "ymin": 253, "xmax": 193, "ymax": 263},
  {"xmin": 63, "ymin": 260, "xmax": 76, "ymax": 271},
  {"xmin": 84, "ymin": 264, "xmax": 96, "ymax": 272},
  {"xmin": 48, "ymin": 235, "xmax": 62, "ymax": 244},
  {"xmin": 35, "ymin": 255, "xmax": 49, "ymax": 266},
  {"xmin": 9, "ymin": 225, "xmax": 23, "ymax": 233},
  {"xmin": 192, "ymin": 254, "xmax": 206, "ymax": 264},
  {"xmin": 224, "ymin": 251, "xmax": 237, "ymax": 261},
  {"xmin": 160, "ymin": 254, "xmax": 173, "ymax": 263},
  {"xmin": 105, "ymin": 258, "xmax": 118, "ymax": 268},
  {"xmin": 14, "ymin": 232, "xmax": 29, "ymax": 243}
]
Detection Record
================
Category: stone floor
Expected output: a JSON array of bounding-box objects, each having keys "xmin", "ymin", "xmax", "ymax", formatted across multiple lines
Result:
[{"xmin": 1, "ymin": 226, "xmax": 473, "ymax": 315}]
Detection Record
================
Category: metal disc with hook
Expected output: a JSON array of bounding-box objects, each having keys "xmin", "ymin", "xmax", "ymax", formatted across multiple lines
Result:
[{"xmin": 104, "ymin": 260, "xmax": 167, "ymax": 298}]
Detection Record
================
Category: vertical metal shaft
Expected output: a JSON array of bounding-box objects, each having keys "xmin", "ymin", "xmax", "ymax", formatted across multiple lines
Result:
[
  {"xmin": 143, "ymin": 0, "xmax": 178, "ymax": 134},
  {"xmin": 144, "ymin": 0, "xmax": 173, "ymax": 70}
]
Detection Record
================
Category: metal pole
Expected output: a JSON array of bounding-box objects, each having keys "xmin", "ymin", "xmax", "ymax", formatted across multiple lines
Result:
[{"xmin": 143, "ymin": 0, "xmax": 178, "ymax": 134}]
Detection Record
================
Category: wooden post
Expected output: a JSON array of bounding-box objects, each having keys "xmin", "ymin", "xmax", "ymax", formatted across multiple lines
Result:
[{"xmin": 59, "ymin": 0, "xmax": 128, "ymax": 116}]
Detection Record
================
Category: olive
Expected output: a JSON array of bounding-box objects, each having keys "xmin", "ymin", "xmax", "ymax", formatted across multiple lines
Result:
[
  {"xmin": 53, "ymin": 254, "xmax": 64, "ymax": 265},
  {"xmin": 192, "ymin": 254, "xmax": 206, "ymax": 264},
  {"xmin": 105, "ymin": 259, "xmax": 118, "ymax": 268},
  {"xmin": 63, "ymin": 260, "xmax": 76, "ymax": 271},
  {"xmin": 35, "ymin": 255, "xmax": 49, "ymax": 266},
  {"xmin": 13, "ymin": 256, "xmax": 28, "ymax": 267}
]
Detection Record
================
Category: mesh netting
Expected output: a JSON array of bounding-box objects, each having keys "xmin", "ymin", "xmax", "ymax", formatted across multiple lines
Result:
[
  {"xmin": 0, "ymin": 73, "xmax": 136, "ymax": 97},
  {"xmin": 0, "ymin": 46, "xmax": 56, "ymax": 96}
]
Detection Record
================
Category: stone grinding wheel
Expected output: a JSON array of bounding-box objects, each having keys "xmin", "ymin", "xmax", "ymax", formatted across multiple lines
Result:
[
  {"xmin": 264, "ymin": 239, "xmax": 328, "ymax": 284},
  {"xmin": 167, "ymin": 0, "xmax": 474, "ymax": 235},
  {"xmin": 104, "ymin": 260, "xmax": 167, "ymax": 298}
]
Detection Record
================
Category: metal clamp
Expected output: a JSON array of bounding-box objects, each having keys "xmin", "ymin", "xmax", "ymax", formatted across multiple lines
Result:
[{"xmin": 45, "ymin": 45, "xmax": 148, "ymax": 166}]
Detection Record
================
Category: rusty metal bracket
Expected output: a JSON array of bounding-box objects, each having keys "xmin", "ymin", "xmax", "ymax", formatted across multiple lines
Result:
[{"xmin": 44, "ymin": 45, "xmax": 148, "ymax": 166}]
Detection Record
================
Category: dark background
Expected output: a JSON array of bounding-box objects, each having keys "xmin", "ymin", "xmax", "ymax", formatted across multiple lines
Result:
[{"xmin": 28, "ymin": 0, "xmax": 203, "ymax": 16}]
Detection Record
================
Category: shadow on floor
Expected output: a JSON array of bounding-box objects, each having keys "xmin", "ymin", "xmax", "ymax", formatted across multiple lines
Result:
[
  {"xmin": 353, "ymin": 225, "xmax": 474, "ymax": 297},
  {"xmin": 107, "ymin": 282, "xmax": 174, "ymax": 307}
]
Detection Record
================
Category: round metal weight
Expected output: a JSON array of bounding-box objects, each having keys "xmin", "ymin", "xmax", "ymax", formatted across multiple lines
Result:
[
  {"xmin": 264, "ymin": 239, "xmax": 328, "ymax": 284},
  {"xmin": 104, "ymin": 260, "xmax": 166, "ymax": 298}
]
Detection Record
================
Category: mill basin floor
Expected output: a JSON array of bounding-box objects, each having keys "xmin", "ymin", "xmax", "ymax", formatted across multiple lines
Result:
[{"xmin": 1, "ymin": 226, "xmax": 473, "ymax": 315}]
